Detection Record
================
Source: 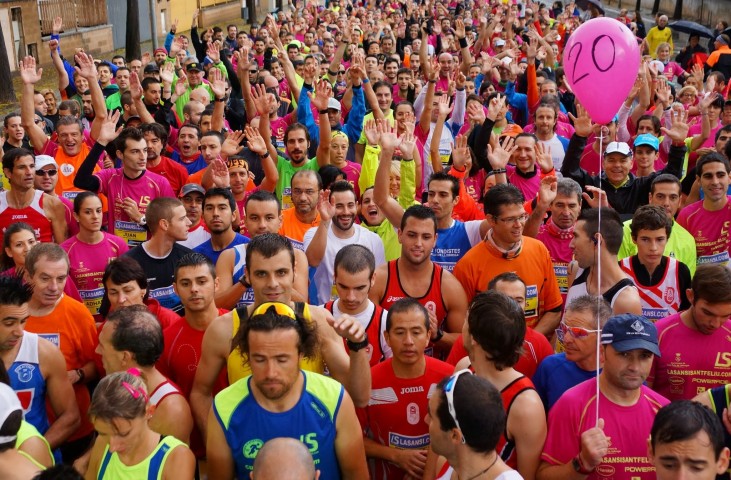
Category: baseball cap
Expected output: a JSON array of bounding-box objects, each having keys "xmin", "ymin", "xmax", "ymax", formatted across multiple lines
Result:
[
  {"xmin": 154, "ymin": 47, "xmax": 168, "ymax": 56},
  {"xmin": 35, "ymin": 155, "xmax": 58, "ymax": 170},
  {"xmin": 144, "ymin": 63, "xmax": 160, "ymax": 73},
  {"xmin": 186, "ymin": 62, "xmax": 203, "ymax": 72},
  {"xmin": 327, "ymin": 98, "xmax": 341, "ymax": 111},
  {"xmin": 601, "ymin": 314, "xmax": 660, "ymax": 356},
  {"xmin": 500, "ymin": 124, "xmax": 523, "ymax": 138},
  {"xmin": 495, "ymin": 38, "xmax": 506, "ymax": 47},
  {"xmin": 179, "ymin": 183, "xmax": 206, "ymax": 198},
  {"xmin": 0, "ymin": 383, "xmax": 22, "ymax": 444},
  {"xmin": 604, "ymin": 141, "xmax": 632, "ymax": 157},
  {"xmin": 633, "ymin": 134, "xmax": 660, "ymax": 151}
]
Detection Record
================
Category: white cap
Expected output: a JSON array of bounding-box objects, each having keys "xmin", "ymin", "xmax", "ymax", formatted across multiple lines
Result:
[
  {"xmin": 0, "ymin": 383, "xmax": 22, "ymax": 444},
  {"xmin": 35, "ymin": 155, "xmax": 58, "ymax": 170},
  {"xmin": 604, "ymin": 142, "xmax": 632, "ymax": 157},
  {"xmin": 327, "ymin": 97, "xmax": 341, "ymax": 111},
  {"xmin": 495, "ymin": 38, "xmax": 506, "ymax": 47}
]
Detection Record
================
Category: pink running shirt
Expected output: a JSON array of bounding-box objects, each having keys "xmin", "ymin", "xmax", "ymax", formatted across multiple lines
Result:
[{"xmin": 676, "ymin": 197, "xmax": 731, "ymax": 265}]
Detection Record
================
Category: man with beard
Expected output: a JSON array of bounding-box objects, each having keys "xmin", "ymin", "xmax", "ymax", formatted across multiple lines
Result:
[
  {"xmin": 279, "ymin": 170, "xmax": 321, "ymax": 251},
  {"xmin": 214, "ymin": 190, "xmax": 309, "ymax": 309},
  {"xmin": 206, "ymin": 301, "xmax": 369, "ymax": 480},
  {"xmin": 305, "ymin": 181, "xmax": 385, "ymax": 305},
  {"xmin": 525, "ymin": 177, "xmax": 583, "ymax": 301},
  {"xmin": 533, "ymin": 101, "xmax": 569, "ymax": 171},
  {"xmin": 139, "ymin": 123, "xmax": 189, "ymax": 196},
  {"xmin": 194, "ymin": 187, "xmax": 249, "ymax": 265}
]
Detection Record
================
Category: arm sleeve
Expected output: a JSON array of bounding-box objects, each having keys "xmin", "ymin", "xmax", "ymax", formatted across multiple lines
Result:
[
  {"xmin": 297, "ymin": 84, "xmax": 320, "ymax": 142},
  {"xmin": 472, "ymin": 117, "xmax": 496, "ymax": 172},
  {"xmin": 399, "ymin": 159, "xmax": 417, "ymax": 209},
  {"xmin": 73, "ymin": 142, "xmax": 104, "ymax": 192},
  {"xmin": 560, "ymin": 134, "xmax": 590, "ymax": 187},
  {"xmin": 343, "ymin": 86, "xmax": 366, "ymax": 146},
  {"xmin": 358, "ymin": 145, "xmax": 381, "ymax": 194}
]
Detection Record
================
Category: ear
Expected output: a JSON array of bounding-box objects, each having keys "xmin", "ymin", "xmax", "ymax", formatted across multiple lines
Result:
[
  {"xmin": 717, "ymin": 447, "xmax": 731, "ymax": 475},
  {"xmin": 646, "ymin": 436, "xmax": 654, "ymax": 465},
  {"xmin": 686, "ymin": 288, "xmax": 694, "ymax": 305}
]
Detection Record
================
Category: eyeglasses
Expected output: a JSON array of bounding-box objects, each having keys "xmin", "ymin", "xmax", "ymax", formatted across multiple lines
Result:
[
  {"xmin": 337, "ymin": 70, "xmax": 346, "ymax": 74},
  {"xmin": 444, "ymin": 369, "xmax": 471, "ymax": 443},
  {"xmin": 555, "ymin": 321, "xmax": 600, "ymax": 343},
  {"xmin": 493, "ymin": 213, "xmax": 529, "ymax": 224},
  {"xmin": 35, "ymin": 169, "xmax": 57, "ymax": 176},
  {"xmin": 292, "ymin": 188, "xmax": 318, "ymax": 196},
  {"xmin": 252, "ymin": 302, "xmax": 297, "ymax": 319},
  {"xmin": 249, "ymin": 70, "xmax": 258, "ymax": 74}
]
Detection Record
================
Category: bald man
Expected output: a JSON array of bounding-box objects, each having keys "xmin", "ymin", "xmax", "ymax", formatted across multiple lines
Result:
[{"xmin": 251, "ymin": 437, "xmax": 319, "ymax": 480}]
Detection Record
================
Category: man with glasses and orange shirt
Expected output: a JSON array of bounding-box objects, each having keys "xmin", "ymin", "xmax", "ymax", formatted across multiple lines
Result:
[{"xmin": 533, "ymin": 295, "xmax": 611, "ymax": 412}]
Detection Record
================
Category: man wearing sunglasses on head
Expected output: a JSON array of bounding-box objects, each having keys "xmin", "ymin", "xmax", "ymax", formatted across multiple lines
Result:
[
  {"xmin": 191, "ymin": 233, "xmax": 371, "ymax": 445},
  {"xmin": 428, "ymin": 371, "xmax": 521, "ymax": 480},
  {"xmin": 533, "ymin": 295, "xmax": 612, "ymax": 412},
  {"xmin": 537, "ymin": 314, "xmax": 669, "ymax": 480}
]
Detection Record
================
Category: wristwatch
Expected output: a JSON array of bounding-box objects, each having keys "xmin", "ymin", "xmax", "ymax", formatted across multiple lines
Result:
[
  {"xmin": 138, "ymin": 215, "xmax": 147, "ymax": 226},
  {"xmin": 347, "ymin": 334, "xmax": 369, "ymax": 352},
  {"xmin": 572, "ymin": 456, "xmax": 594, "ymax": 475}
]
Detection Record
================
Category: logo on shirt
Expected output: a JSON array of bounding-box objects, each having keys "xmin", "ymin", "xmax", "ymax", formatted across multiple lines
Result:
[
  {"xmin": 407, "ymin": 402, "xmax": 420, "ymax": 425},
  {"xmin": 663, "ymin": 287, "xmax": 676, "ymax": 304},
  {"xmin": 243, "ymin": 439, "xmax": 264, "ymax": 459},
  {"xmin": 401, "ymin": 386, "xmax": 424, "ymax": 394},
  {"xmin": 15, "ymin": 389, "xmax": 34, "ymax": 413},
  {"xmin": 630, "ymin": 319, "xmax": 644, "ymax": 332},
  {"xmin": 60, "ymin": 163, "xmax": 75, "ymax": 176},
  {"xmin": 14, "ymin": 363, "xmax": 35, "ymax": 383}
]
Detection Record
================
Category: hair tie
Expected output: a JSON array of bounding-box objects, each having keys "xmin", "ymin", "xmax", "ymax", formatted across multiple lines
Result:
[{"xmin": 127, "ymin": 368, "xmax": 142, "ymax": 377}]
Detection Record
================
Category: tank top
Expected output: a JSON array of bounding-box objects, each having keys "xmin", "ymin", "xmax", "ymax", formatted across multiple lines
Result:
[
  {"xmin": 708, "ymin": 384, "xmax": 731, "ymax": 480},
  {"xmin": 497, "ymin": 376, "xmax": 536, "ymax": 468},
  {"xmin": 213, "ymin": 371, "xmax": 343, "ymax": 480},
  {"xmin": 8, "ymin": 332, "xmax": 49, "ymax": 435},
  {"xmin": 149, "ymin": 380, "xmax": 183, "ymax": 407},
  {"xmin": 436, "ymin": 463, "xmax": 454, "ymax": 480},
  {"xmin": 619, "ymin": 257, "xmax": 682, "ymax": 321},
  {"xmin": 565, "ymin": 268, "xmax": 637, "ymax": 310},
  {"xmin": 16, "ymin": 420, "xmax": 53, "ymax": 469},
  {"xmin": 380, "ymin": 260, "xmax": 447, "ymax": 358},
  {"xmin": 380, "ymin": 260, "xmax": 447, "ymax": 323},
  {"xmin": 324, "ymin": 300, "xmax": 387, "ymax": 367},
  {"xmin": 227, "ymin": 302, "xmax": 324, "ymax": 384},
  {"xmin": 0, "ymin": 190, "xmax": 53, "ymax": 243},
  {"xmin": 231, "ymin": 244, "xmax": 255, "ymax": 307},
  {"xmin": 96, "ymin": 435, "xmax": 185, "ymax": 480}
]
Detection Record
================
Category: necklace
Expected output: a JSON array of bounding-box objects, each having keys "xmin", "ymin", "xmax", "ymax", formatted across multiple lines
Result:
[{"xmin": 461, "ymin": 454, "xmax": 499, "ymax": 480}]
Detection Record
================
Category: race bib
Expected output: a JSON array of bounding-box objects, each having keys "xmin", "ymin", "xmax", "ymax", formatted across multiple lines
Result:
[
  {"xmin": 282, "ymin": 186, "xmax": 293, "ymax": 210},
  {"xmin": 554, "ymin": 263, "xmax": 569, "ymax": 294},
  {"xmin": 114, "ymin": 220, "xmax": 147, "ymax": 246},
  {"xmin": 79, "ymin": 287, "xmax": 105, "ymax": 316},
  {"xmin": 698, "ymin": 251, "xmax": 730, "ymax": 266}
]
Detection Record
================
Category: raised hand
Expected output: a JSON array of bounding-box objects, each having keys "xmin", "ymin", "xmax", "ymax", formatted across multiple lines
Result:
[
  {"xmin": 141, "ymin": 52, "xmax": 151, "ymax": 67},
  {"xmin": 243, "ymin": 126, "xmax": 266, "ymax": 155},
  {"xmin": 363, "ymin": 119, "xmax": 380, "ymax": 146},
  {"xmin": 317, "ymin": 190, "xmax": 337, "ymax": 222},
  {"xmin": 97, "ymin": 110, "xmax": 122, "ymax": 145},
  {"xmin": 487, "ymin": 136, "xmax": 516, "ymax": 169},
  {"xmin": 455, "ymin": 71, "xmax": 466, "ymax": 90},
  {"xmin": 468, "ymin": 102, "xmax": 486, "ymax": 125},
  {"xmin": 378, "ymin": 120, "xmax": 402, "ymax": 151},
  {"xmin": 568, "ymin": 103, "xmax": 593, "ymax": 138},
  {"xmin": 207, "ymin": 42, "xmax": 221, "ymax": 64},
  {"xmin": 534, "ymin": 142, "xmax": 554, "ymax": 173},
  {"xmin": 222, "ymin": 130, "xmax": 246, "ymax": 157},
  {"xmin": 310, "ymin": 79, "xmax": 334, "ymax": 112},
  {"xmin": 208, "ymin": 68, "xmax": 226, "ymax": 99},
  {"xmin": 19, "ymin": 56, "xmax": 43, "ymax": 85},
  {"xmin": 159, "ymin": 62, "xmax": 175, "ymax": 85},
  {"xmin": 129, "ymin": 72, "xmax": 143, "ymax": 101},
  {"xmin": 486, "ymin": 93, "xmax": 506, "ymax": 121},
  {"xmin": 436, "ymin": 93, "xmax": 452, "ymax": 118},
  {"xmin": 660, "ymin": 108, "xmax": 690, "ymax": 144},
  {"xmin": 170, "ymin": 18, "xmax": 179, "ymax": 34},
  {"xmin": 174, "ymin": 73, "xmax": 189, "ymax": 97},
  {"xmin": 537, "ymin": 175, "xmax": 558, "ymax": 208},
  {"xmin": 452, "ymin": 135, "xmax": 471, "ymax": 170},
  {"xmin": 74, "ymin": 51, "xmax": 98, "ymax": 80},
  {"xmin": 654, "ymin": 79, "xmax": 671, "ymax": 105},
  {"xmin": 52, "ymin": 16, "xmax": 63, "ymax": 35},
  {"xmin": 400, "ymin": 129, "xmax": 417, "ymax": 158},
  {"xmin": 251, "ymin": 84, "xmax": 273, "ymax": 117},
  {"xmin": 454, "ymin": 18, "xmax": 466, "ymax": 39},
  {"xmin": 210, "ymin": 158, "xmax": 231, "ymax": 188},
  {"xmin": 582, "ymin": 186, "xmax": 609, "ymax": 209}
]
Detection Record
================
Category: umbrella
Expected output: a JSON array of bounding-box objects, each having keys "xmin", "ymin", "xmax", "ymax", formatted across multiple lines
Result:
[
  {"xmin": 669, "ymin": 20, "xmax": 715, "ymax": 39},
  {"xmin": 576, "ymin": 0, "xmax": 605, "ymax": 15}
]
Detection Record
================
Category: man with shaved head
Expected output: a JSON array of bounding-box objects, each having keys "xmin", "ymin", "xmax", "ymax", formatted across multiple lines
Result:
[{"xmin": 251, "ymin": 437, "xmax": 319, "ymax": 480}]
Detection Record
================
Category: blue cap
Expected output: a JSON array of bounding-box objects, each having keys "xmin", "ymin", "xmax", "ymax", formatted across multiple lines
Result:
[
  {"xmin": 633, "ymin": 134, "xmax": 660, "ymax": 151},
  {"xmin": 601, "ymin": 314, "xmax": 660, "ymax": 356}
]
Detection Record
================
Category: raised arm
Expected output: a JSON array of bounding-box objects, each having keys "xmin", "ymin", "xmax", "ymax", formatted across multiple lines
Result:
[
  {"xmin": 374, "ymin": 120, "xmax": 407, "ymax": 227},
  {"xmin": 430, "ymin": 94, "xmax": 452, "ymax": 173},
  {"xmin": 18, "ymin": 56, "xmax": 49, "ymax": 153},
  {"xmin": 244, "ymin": 126, "xmax": 279, "ymax": 191},
  {"xmin": 305, "ymin": 190, "xmax": 336, "ymax": 267},
  {"xmin": 75, "ymin": 52, "xmax": 107, "ymax": 140},
  {"xmin": 208, "ymin": 67, "xmax": 227, "ymax": 132},
  {"xmin": 454, "ymin": 18, "xmax": 474, "ymax": 75},
  {"xmin": 129, "ymin": 72, "xmax": 155, "ymax": 124},
  {"xmin": 312, "ymin": 79, "xmax": 333, "ymax": 168}
]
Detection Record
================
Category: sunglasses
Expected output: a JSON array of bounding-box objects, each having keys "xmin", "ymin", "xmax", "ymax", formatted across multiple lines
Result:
[
  {"xmin": 252, "ymin": 301, "xmax": 297, "ymax": 320},
  {"xmin": 337, "ymin": 70, "xmax": 346, "ymax": 74},
  {"xmin": 35, "ymin": 169, "xmax": 57, "ymax": 176},
  {"xmin": 555, "ymin": 321, "xmax": 600, "ymax": 343},
  {"xmin": 443, "ymin": 369, "xmax": 471, "ymax": 444},
  {"xmin": 249, "ymin": 70, "xmax": 258, "ymax": 74}
]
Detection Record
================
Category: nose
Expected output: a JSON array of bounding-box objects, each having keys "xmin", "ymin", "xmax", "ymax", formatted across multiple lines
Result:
[{"xmin": 108, "ymin": 436, "xmax": 124, "ymax": 453}]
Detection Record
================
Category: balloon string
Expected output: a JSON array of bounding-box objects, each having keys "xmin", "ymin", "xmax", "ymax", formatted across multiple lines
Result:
[{"xmin": 595, "ymin": 128, "xmax": 603, "ymax": 427}]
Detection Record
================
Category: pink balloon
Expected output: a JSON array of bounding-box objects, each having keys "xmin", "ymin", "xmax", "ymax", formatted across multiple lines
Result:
[{"xmin": 563, "ymin": 17, "xmax": 641, "ymax": 124}]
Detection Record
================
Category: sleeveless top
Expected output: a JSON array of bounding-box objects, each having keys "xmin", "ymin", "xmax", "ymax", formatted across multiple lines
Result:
[
  {"xmin": 619, "ymin": 257, "xmax": 682, "ymax": 321},
  {"xmin": 149, "ymin": 380, "xmax": 183, "ymax": 407},
  {"xmin": 497, "ymin": 376, "xmax": 536, "ymax": 468},
  {"xmin": 0, "ymin": 190, "xmax": 53, "ymax": 242},
  {"xmin": 227, "ymin": 302, "xmax": 324, "ymax": 384},
  {"xmin": 380, "ymin": 260, "xmax": 447, "ymax": 325},
  {"xmin": 565, "ymin": 268, "xmax": 637, "ymax": 310},
  {"xmin": 96, "ymin": 435, "xmax": 185, "ymax": 480},
  {"xmin": 231, "ymin": 244, "xmax": 255, "ymax": 307},
  {"xmin": 707, "ymin": 385, "xmax": 731, "ymax": 480},
  {"xmin": 16, "ymin": 420, "xmax": 53, "ymax": 469},
  {"xmin": 213, "ymin": 371, "xmax": 344, "ymax": 480},
  {"xmin": 9, "ymin": 332, "xmax": 49, "ymax": 435},
  {"xmin": 324, "ymin": 300, "xmax": 387, "ymax": 367}
]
